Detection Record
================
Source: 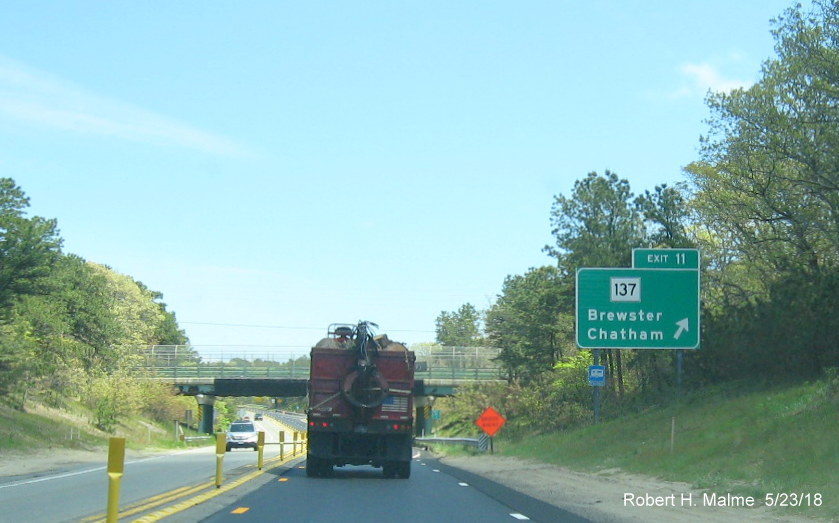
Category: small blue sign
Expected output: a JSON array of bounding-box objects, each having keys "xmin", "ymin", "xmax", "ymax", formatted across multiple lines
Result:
[{"xmin": 588, "ymin": 365, "xmax": 606, "ymax": 387}]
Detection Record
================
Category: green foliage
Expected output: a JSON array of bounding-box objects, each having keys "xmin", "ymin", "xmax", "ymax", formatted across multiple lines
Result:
[
  {"xmin": 155, "ymin": 308, "xmax": 189, "ymax": 346},
  {"xmin": 436, "ymin": 382, "xmax": 521, "ymax": 437},
  {"xmin": 0, "ymin": 178, "xmax": 62, "ymax": 316},
  {"xmin": 683, "ymin": 1, "xmax": 839, "ymax": 382},
  {"xmin": 691, "ymin": 269, "xmax": 839, "ymax": 382},
  {"xmin": 0, "ymin": 325, "xmax": 38, "ymax": 406},
  {"xmin": 84, "ymin": 369, "xmax": 144, "ymax": 432},
  {"xmin": 137, "ymin": 380, "xmax": 195, "ymax": 425},
  {"xmin": 0, "ymin": 179, "xmax": 191, "ymax": 435},
  {"xmin": 83, "ymin": 369, "xmax": 192, "ymax": 434},
  {"xmin": 819, "ymin": 367, "xmax": 839, "ymax": 402},
  {"xmin": 137, "ymin": 282, "xmax": 189, "ymax": 346},
  {"xmin": 213, "ymin": 399, "xmax": 234, "ymax": 432},
  {"xmin": 88, "ymin": 263, "xmax": 165, "ymax": 346},
  {"xmin": 546, "ymin": 170, "xmax": 644, "ymax": 270},
  {"xmin": 693, "ymin": 1, "xmax": 839, "ymax": 276},
  {"xmin": 485, "ymin": 266, "xmax": 573, "ymax": 382},
  {"xmin": 0, "ymin": 396, "xmax": 210, "ymax": 454},
  {"xmin": 435, "ymin": 303, "xmax": 482, "ymax": 346},
  {"xmin": 634, "ymin": 183, "xmax": 695, "ymax": 248},
  {"xmin": 515, "ymin": 365, "xmax": 590, "ymax": 434}
]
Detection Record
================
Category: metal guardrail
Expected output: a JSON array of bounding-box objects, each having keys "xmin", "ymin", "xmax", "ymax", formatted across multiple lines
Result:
[
  {"xmin": 182, "ymin": 435, "xmax": 213, "ymax": 442},
  {"xmin": 415, "ymin": 436, "xmax": 488, "ymax": 451},
  {"xmin": 416, "ymin": 436, "xmax": 480, "ymax": 446}
]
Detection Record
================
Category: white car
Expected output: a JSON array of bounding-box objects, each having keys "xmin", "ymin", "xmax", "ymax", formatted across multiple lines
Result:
[{"xmin": 226, "ymin": 421, "xmax": 258, "ymax": 451}]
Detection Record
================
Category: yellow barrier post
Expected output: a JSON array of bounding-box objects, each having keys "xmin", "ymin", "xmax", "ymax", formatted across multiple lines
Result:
[
  {"xmin": 293, "ymin": 432, "xmax": 299, "ymax": 456},
  {"xmin": 279, "ymin": 431, "xmax": 285, "ymax": 460},
  {"xmin": 215, "ymin": 432, "xmax": 226, "ymax": 488},
  {"xmin": 106, "ymin": 437, "xmax": 126, "ymax": 523},
  {"xmin": 257, "ymin": 431, "xmax": 265, "ymax": 470}
]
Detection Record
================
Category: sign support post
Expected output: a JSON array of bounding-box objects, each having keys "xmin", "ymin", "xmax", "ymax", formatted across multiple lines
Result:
[{"xmin": 593, "ymin": 350, "xmax": 601, "ymax": 423}]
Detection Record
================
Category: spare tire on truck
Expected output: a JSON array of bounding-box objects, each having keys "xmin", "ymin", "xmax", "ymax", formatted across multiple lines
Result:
[{"xmin": 341, "ymin": 367, "xmax": 389, "ymax": 409}]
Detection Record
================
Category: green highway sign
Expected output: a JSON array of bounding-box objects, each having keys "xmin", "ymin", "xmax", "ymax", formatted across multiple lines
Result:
[
  {"xmin": 633, "ymin": 248, "xmax": 700, "ymax": 269},
  {"xmin": 576, "ymin": 268, "xmax": 700, "ymax": 349}
]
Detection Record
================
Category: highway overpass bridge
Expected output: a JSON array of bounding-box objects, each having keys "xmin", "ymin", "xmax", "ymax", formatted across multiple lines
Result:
[
  {"xmin": 137, "ymin": 344, "xmax": 506, "ymax": 434},
  {"xmin": 166, "ymin": 376, "xmax": 480, "ymax": 434},
  {"xmin": 168, "ymin": 377, "xmax": 472, "ymax": 397}
]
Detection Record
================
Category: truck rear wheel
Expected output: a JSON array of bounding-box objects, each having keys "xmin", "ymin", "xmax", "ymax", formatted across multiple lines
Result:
[
  {"xmin": 382, "ymin": 461, "xmax": 396, "ymax": 478},
  {"xmin": 306, "ymin": 456, "xmax": 318, "ymax": 477},
  {"xmin": 383, "ymin": 460, "xmax": 411, "ymax": 479},
  {"xmin": 307, "ymin": 455, "xmax": 333, "ymax": 478},
  {"xmin": 397, "ymin": 460, "xmax": 411, "ymax": 479},
  {"xmin": 320, "ymin": 460, "xmax": 333, "ymax": 477}
]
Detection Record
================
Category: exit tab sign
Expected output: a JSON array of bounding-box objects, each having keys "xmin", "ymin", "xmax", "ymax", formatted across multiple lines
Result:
[{"xmin": 633, "ymin": 248, "xmax": 699, "ymax": 269}]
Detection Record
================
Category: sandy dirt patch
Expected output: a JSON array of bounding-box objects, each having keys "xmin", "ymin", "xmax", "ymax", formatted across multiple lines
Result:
[{"xmin": 441, "ymin": 455, "xmax": 816, "ymax": 522}]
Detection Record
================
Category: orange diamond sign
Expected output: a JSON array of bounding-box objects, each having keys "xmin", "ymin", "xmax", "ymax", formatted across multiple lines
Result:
[{"xmin": 475, "ymin": 406, "xmax": 506, "ymax": 437}]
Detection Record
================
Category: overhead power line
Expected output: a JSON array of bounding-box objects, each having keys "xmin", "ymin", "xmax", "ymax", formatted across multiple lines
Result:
[
  {"xmin": 180, "ymin": 321, "xmax": 434, "ymax": 334},
  {"xmin": 181, "ymin": 321, "xmax": 321, "ymax": 330}
]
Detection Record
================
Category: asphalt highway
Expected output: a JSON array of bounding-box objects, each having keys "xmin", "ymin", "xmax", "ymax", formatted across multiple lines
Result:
[{"xmin": 0, "ymin": 411, "xmax": 587, "ymax": 522}]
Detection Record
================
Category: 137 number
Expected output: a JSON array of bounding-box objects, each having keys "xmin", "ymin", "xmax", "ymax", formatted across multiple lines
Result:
[{"xmin": 611, "ymin": 277, "xmax": 641, "ymax": 302}]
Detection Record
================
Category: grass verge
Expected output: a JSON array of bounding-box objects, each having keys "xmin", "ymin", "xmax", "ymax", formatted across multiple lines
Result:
[
  {"xmin": 0, "ymin": 400, "xmax": 211, "ymax": 456},
  {"xmin": 494, "ymin": 379, "xmax": 838, "ymax": 520}
]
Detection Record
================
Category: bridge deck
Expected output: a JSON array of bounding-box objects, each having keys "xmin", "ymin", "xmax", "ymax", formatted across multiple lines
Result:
[{"xmin": 163, "ymin": 377, "xmax": 504, "ymax": 397}]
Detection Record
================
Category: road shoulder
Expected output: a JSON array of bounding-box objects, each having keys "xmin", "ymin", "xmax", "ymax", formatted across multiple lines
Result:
[{"xmin": 439, "ymin": 454, "xmax": 812, "ymax": 522}]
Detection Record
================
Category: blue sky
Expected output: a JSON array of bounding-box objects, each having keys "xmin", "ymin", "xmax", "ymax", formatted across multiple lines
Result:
[{"xmin": 0, "ymin": 1, "xmax": 799, "ymax": 358}]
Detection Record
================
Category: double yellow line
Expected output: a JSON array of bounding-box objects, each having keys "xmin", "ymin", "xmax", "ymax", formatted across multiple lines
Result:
[
  {"xmin": 79, "ymin": 451, "xmax": 301, "ymax": 523},
  {"xmin": 77, "ymin": 480, "xmax": 214, "ymax": 523},
  {"xmin": 80, "ymin": 418, "xmax": 307, "ymax": 522}
]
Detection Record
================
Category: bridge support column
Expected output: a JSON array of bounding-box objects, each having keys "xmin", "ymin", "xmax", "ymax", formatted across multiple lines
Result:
[
  {"xmin": 414, "ymin": 396, "xmax": 434, "ymax": 437},
  {"xmin": 195, "ymin": 394, "xmax": 216, "ymax": 434}
]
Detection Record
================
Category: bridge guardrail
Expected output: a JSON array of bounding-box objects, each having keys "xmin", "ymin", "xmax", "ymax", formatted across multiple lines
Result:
[
  {"xmin": 131, "ymin": 345, "xmax": 505, "ymax": 382},
  {"xmin": 142, "ymin": 365, "xmax": 505, "ymax": 380}
]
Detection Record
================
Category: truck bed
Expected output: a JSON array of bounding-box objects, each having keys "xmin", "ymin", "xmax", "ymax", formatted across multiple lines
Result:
[{"xmin": 308, "ymin": 347, "xmax": 415, "ymax": 427}]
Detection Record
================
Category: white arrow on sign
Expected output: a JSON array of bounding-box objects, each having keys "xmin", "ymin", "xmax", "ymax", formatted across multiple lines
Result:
[{"xmin": 674, "ymin": 318, "xmax": 689, "ymax": 339}]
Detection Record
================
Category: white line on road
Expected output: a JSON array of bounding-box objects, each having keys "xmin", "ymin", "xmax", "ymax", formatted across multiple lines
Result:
[
  {"xmin": 0, "ymin": 452, "xmax": 188, "ymax": 490},
  {"xmin": 0, "ymin": 465, "xmax": 108, "ymax": 489}
]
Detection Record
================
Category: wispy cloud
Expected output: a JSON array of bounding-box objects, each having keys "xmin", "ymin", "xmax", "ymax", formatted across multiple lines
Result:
[
  {"xmin": 0, "ymin": 56, "xmax": 254, "ymax": 157},
  {"xmin": 669, "ymin": 61, "xmax": 754, "ymax": 100}
]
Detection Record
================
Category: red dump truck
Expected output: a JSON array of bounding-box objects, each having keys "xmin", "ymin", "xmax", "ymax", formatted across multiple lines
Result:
[{"xmin": 306, "ymin": 321, "xmax": 415, "ymax": 478}]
